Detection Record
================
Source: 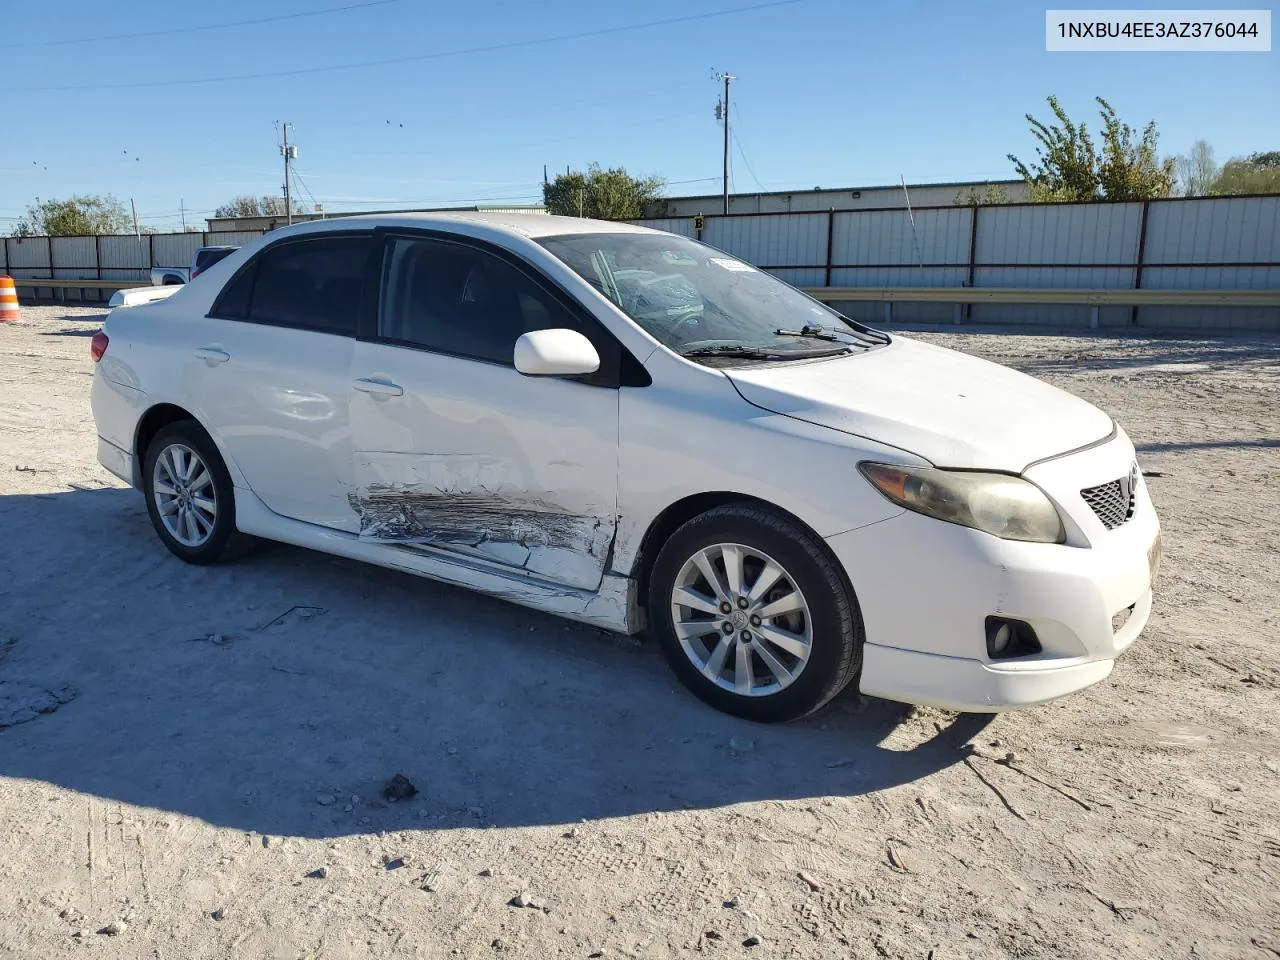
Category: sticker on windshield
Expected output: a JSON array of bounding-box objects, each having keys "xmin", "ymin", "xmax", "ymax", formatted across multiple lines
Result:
[{"xmin": 708, "ymin": 257, "xmax": 755, "ymax": 273}]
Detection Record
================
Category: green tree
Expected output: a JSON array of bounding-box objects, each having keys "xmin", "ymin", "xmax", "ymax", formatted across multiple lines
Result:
[
  {"xmin": 214, "ymin": 195, "xmax": 304, "ymax": 218},
  {"xmin": 1209, "ymin": 153, "xmax": 1280, "ymax": 195},
  {"xmin": 953, "ymin": 183, "xmax": 1010, "ymax": 206},
  {"xmin": 15, "ymin": 194, "xmax": 132, "ymax": 236},
  {"xmin": 1175, "ymin": 140, "xmax": 1218, "ymax": 196},
  {"xmin": 542, "ymin": 164, "xmax": 664, "ymax": 220},
  {"xmin": 1009, "ymin": 96, "xmax": 1175, "ymax": 202}
]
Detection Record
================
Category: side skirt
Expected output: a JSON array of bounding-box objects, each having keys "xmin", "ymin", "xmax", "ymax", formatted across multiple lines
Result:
[{"xmin": 234, "ymin": 487, "xmax": 639, "ymax": 634}]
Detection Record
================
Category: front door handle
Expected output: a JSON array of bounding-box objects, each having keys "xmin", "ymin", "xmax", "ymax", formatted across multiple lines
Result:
[
  {"xmin": 353, "ymin": 377, "xmax": 404, "ymax": 398},
  {"xmin": 194, "ymin": 346, "xmax": 230, "ymax": 364}
]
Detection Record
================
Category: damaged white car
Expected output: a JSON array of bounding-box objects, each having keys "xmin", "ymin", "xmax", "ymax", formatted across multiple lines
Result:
[{"xmin": 90, "ymin": 213, "xmax": 1161, "ymax": 722}]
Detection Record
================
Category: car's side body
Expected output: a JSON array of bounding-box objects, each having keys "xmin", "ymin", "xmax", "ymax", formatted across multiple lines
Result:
[
  {"xmin": 93, "ymin": 216, "xmax": 910, "ymax": 625},
  {"xmin": 92, "ymin": 213, "xmax": 1160, "ymax": 713}
]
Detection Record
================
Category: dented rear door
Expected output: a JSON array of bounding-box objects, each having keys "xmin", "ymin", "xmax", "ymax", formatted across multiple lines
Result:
[{"xmin": 347, "ymin": 232, "xmax": 621, "ymax": 591}]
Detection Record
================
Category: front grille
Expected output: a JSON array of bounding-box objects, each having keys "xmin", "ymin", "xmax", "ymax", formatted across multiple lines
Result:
[{"xmin": 1080, "ymin": 469, "xmax": 1137, "ymax": 530}]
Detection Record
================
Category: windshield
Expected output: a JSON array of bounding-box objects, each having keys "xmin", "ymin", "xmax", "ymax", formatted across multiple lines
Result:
[{"xmin": 537, "ymin": 232, "xmax": 888, "ymax": 361}]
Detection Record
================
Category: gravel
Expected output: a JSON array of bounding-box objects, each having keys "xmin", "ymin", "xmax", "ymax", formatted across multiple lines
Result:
[{"xmin": 0, "ymin": 307, "xmax": 1276, "ymax": 959}]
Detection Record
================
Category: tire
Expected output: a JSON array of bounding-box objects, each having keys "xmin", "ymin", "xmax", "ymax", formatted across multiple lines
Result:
[
  {"xmin": 142, "ymin": 421, "xmax": 252, "ymax": 565},
  {"xmin": 648, "ymin": 502, "xmax": 863, "ymax": 723}
]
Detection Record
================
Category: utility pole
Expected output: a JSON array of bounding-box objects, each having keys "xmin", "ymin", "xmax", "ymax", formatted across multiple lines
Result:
[
  {"xmin": 179, "ymin": 198, "xmax": 186, "ymax": 232},
  {"xmin": 280, "ymin": 122, "xmax": 297, "ymax": 225},
  {"xmin": 716, "ymin": 72, "xmax": 734, "ymax": 214}
]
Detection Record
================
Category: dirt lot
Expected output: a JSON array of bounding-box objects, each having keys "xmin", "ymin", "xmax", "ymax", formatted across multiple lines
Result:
[{"xmin": 1, "ymin": 305, "xmax": 1277, "ymax": 960}]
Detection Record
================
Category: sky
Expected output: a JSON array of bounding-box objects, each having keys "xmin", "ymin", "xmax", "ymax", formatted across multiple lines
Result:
[{"xmin": 1, "ymin": 0, "xmax": 1276, "ymax": 231}]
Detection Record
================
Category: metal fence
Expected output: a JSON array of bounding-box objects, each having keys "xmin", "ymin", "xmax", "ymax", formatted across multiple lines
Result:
[
  {"xmin": 3, "ymin": 195, "xmax": 1277, "ymax": 330},
  {"xmin": 0, "ymin": 230, "xmax": 266, "ymax": 300},
  {"xmin": 635, "ymin": 194, "xmax": 1280, "ymax": 331}
]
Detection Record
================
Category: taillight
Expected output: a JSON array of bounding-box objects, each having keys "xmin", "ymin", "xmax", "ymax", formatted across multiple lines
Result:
[{"xmin": 90, "ymin": 330, "xmax": 109, "ymax": 362}]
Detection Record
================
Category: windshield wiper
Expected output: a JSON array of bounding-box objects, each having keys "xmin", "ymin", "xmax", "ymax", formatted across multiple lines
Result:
[
  {"xmin": 775, "ymin": 323, "xmax": 840, "ymax": 341},
  {"xmin": 680, "ymin": 344, "xmax": 785, "ymax": 359}
]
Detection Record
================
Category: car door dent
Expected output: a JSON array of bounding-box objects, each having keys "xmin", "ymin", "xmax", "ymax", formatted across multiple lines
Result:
[{"xmin": 347, "ymin": 448, "xmax": 616, "ymax": 587}]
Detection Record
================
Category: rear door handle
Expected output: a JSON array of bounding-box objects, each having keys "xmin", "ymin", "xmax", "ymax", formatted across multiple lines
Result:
[
  {"xmin": 353, "ymin": 377, "xmax": 404, "ymax": 398},
  {"xmin": 194, "ymin": 346, "xmax": 230, "ymax": 364}
]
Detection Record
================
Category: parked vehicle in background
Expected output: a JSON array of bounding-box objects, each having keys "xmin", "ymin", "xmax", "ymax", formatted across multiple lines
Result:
[
  {"xmin": 90, "ymin": 213, "xmax": 1161, "ymax": 723},
  {"xmin": 150, "ymin": 245, "xmax": 238, "ymax": 286},
  {"xmin": 108, "ymin": 286, "xmax": 182, "ymax": 309}
]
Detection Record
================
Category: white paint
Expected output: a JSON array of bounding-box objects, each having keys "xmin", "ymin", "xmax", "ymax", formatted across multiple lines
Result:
[
  {"xmin": 108, "ymin": 286, "xmax": 181, "ymax": 309},
  {"xmin": 725, "ymin": 337, "xmax": 1115, "ymax": 472},
  {"xmin": 513, "ymin": 329, "xmax": 600, "ymax": 377},
  {"xmin": 349, "ymin": 338, "xmax": 618, "ymax": 591},
  {"xmin": 91, "ymin": 211, "xmax": 1162, "ymax": 711}
]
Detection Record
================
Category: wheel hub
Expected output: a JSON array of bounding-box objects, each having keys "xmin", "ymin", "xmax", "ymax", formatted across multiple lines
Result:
[
  {"xmin": 669, "ymin": 542, "xmax": 813, "ymax": 698},
  {"xmin": 151, "ymin": 442, "xmax": 217, "ymax": 549}
]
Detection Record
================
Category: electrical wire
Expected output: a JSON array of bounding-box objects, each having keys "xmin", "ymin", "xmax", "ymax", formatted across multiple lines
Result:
[
  {"xmin": 732, "ymin": 129, "xmax": 768, "ymax": 193},
  {"xmin": 3, "ymin": 0, "xmax": 401, "ymax": 50},
  {"xmin": 14, "ymin": 0, "xmax": 808, "ymax": 92}
]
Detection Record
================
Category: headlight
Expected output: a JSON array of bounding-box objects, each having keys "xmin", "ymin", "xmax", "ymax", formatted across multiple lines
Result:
[{"xmin": 858, "ymin": 462, "xmax": 1065, "ymax": 543}]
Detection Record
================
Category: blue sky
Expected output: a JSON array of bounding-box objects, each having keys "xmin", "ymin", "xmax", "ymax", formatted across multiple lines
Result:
[{"xmin": 2, "ymin": 0, "xmax": 1276, "ymax": 231}]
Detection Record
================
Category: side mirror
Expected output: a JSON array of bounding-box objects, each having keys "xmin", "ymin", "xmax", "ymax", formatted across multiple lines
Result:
[{"xmin": 514, "ymin": 329, "xmax": 600, "ymax": 377}]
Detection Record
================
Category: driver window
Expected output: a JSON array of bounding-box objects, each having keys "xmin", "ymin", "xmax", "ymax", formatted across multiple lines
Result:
[{"xmin": 379, "ymin": 236, "xmax": 580, "ymax": 366}]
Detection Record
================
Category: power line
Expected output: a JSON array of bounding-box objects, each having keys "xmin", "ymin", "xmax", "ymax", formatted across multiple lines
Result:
[
  {"xmin": 3, "ymin": 0, "xmax": 400, "ymax": 50},
  {"xmin": 732, "ymin": 130, "xmax": 768, "ymax": 193},
  {"xmin": 15, "ymin": 0, "xmax": 808, "ymax": 92}
]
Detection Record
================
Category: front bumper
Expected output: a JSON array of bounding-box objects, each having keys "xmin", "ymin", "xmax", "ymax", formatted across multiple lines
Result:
[{"xmin": 828, "ymin": 433, "xmax": 1160, "ymax": 712}]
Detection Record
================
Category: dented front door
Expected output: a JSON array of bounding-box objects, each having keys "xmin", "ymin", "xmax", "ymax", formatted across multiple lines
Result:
[{"xmin": 347, "ymin": 343, "xmax": 619, "ymax": 590}]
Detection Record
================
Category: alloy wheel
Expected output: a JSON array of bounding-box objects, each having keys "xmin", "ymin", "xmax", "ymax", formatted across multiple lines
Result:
[
  {"xmin": 152, "ymin": 442, "xmax": 217, "ymax": 548},
  {"xmin": 669, "ymin": 542, "xmax": 813, "ymax": 697}
]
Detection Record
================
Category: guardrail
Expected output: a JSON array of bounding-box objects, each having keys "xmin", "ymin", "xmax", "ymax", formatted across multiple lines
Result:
[
  {"xmin": 10, "ymin": 279, "xmax": 151, "ymax": 290},
  {"xmin": 803, "ymin": 286, "xmax": 1280, "ymax": 327}
]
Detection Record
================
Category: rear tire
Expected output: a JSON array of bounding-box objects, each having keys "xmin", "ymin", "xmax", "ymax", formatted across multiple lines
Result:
[
  {"xmin": 648, "ymin": 503, "xmax": 863, "ymax": 722},
  {"xmin": 142, "ymin": 421, "xmax": 252, "ymax": 565}
]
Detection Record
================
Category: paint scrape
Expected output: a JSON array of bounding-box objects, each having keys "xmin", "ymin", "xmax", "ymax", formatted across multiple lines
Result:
[{"xmin": 349, "ymin": 486, "xmax": 611, "ymax": 558}]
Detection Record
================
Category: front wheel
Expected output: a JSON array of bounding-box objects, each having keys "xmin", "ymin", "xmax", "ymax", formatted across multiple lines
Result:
[{"xmin": 648, "ymin": 503, "xmax": 863, "ymax": 722}]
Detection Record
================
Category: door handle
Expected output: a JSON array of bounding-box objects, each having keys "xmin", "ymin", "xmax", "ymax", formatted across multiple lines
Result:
[
  {"xmin": 353, "ymin": 377, "xmax": 404, "ymax": 398},
  {"xmin": 194, "ymin": 346, "xmax": 230, "ymax": 364}
]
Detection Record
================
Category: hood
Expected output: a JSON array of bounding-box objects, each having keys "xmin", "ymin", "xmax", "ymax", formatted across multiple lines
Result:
[{"xmin": 726, "ymin": 337, "xmax": 1113, "ymax": 472}]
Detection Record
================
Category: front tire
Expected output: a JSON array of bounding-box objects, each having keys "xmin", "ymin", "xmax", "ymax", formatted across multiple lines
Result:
[
  {"xmin": 142, "ymin": 421, "xmax": 250, "ymax": 565},
  {"xmin": 648, "ymin": 503, "xmax": 863, "ymax": 722}
]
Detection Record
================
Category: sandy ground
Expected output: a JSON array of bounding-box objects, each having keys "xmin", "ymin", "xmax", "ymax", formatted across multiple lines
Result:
[{"xmin": 0, "ymin": 305, "xmax": 1277, "ymax": 960}]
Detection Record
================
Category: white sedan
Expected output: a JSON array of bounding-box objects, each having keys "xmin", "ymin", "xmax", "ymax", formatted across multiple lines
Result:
[{"xmin": 90, "ymin": 213, "xmax": 1161, "ymax": 722}]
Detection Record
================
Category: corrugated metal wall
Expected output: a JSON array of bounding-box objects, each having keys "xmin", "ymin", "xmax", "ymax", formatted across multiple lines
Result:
[
  {"xmin": 152, "ymin": 233, "xmax": 206, "ymax": 268},
  {"xmin": 7, "ymin": 197, "xmax": 1278, "ymax": 330},
  {"xmin": 631, "ymin": 195, "xmax": 1280, "ymax": 331}
]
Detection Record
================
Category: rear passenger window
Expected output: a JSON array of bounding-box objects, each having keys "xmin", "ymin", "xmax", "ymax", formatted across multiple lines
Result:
[
  {"xmin": 211, "ymin": 262, "xmax": 255, "ymax": 318},
  {"xmin": 239, "ymin": 235, "xmax": 368, "ymax": 335},
  {"xmin": 379, "ymin": 236, "xmax": 586, "ymax": 365}
]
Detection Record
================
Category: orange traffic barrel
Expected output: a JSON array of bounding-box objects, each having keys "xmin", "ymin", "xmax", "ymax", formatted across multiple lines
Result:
[{"xmin": 0, "ymin": 276, "xmax": 18, "ymax": 323}]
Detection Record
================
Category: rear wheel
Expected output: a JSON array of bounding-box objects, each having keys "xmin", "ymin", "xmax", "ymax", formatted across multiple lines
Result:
[
  {"xmin": 648, "ymin": 503, "xmax": 863, "ymax": 722},
  {"xmin": 142, "ymin": 421, "xmax": 251, "ymax": 564}
]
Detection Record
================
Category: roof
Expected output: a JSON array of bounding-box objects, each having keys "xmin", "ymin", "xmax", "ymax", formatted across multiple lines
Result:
[
  {"xmin": 662, "ymin": 179, "xmax": 1026, "ymax": 204},
  {"xmin": 274, "ymin": 211, "xmax": 656, "ymax": 242}
]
